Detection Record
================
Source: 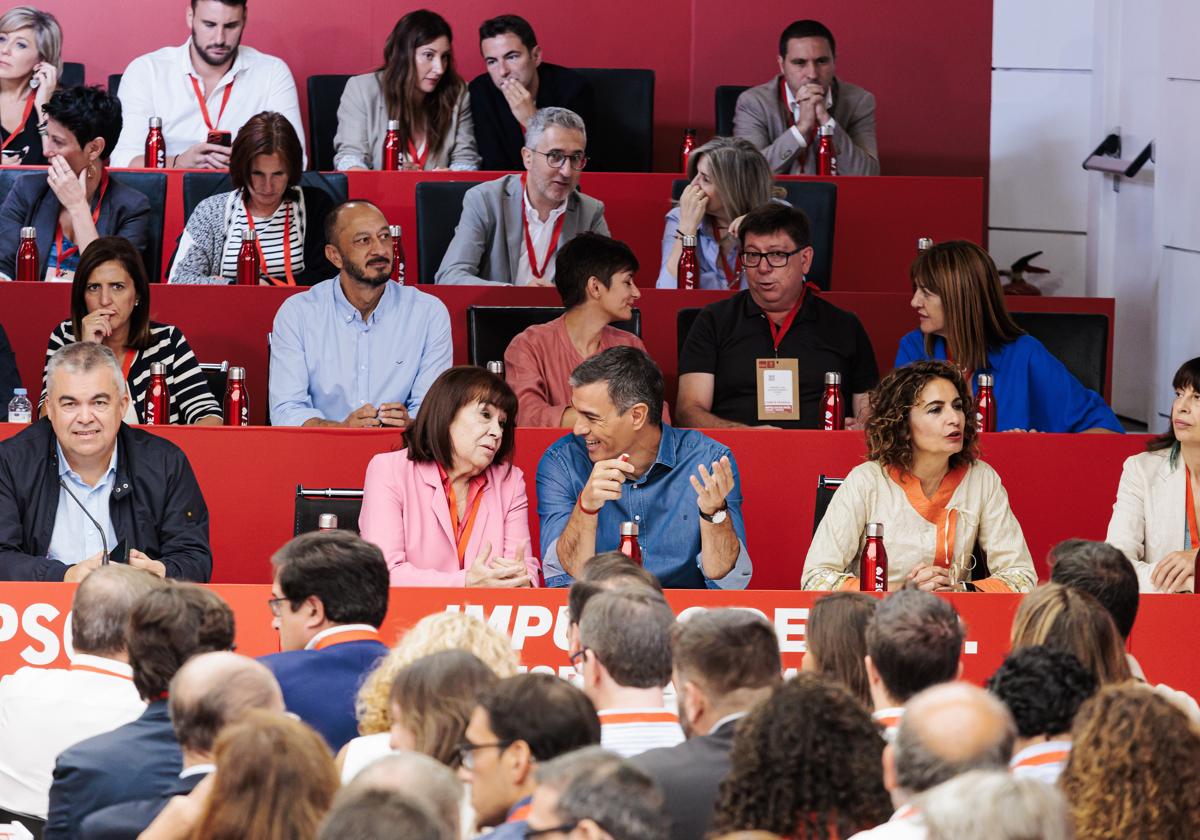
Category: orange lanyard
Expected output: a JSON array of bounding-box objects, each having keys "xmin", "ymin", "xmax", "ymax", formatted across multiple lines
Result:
[
  {"xmin": 445, "ymin": 473, "xmax": 487, "ymax": 569},
  {"xmin": 0, "ymin": 93, "xmax": 35, "ymax": 153},
  {"xmin": 520, "ymin": 173, "xmax": 567, "ymax": 280},
  {"xmin": 1187, "ymin": 467, "xmax": 1199, "ymax": 548},
  {"xmin": 889, "ymin": 464, "xmax": 969, "ymax": 568},
  {"xmin": 243, "ymin": 200, "xmax": 297, "ymax": 286},
  {"xmin": 765, "ymin": 285, "xmax": 813, "ymax": 351},
  {"xmin": 1013, "ymin": 748, "xmax": 1071, "ymax": 769},
  {"xmin": 189, "ymin": 76, "xmax": 234, "ymax": 132},
  {"xmin": 311, "ymin": 629, "xmax": 383, "ymax": 650},
  {"xmin": 711, "ymin": 218, "xmax": 742, "ymax": 289},
  {"xmin": 70, "ymin": 663, "xmax": 132, "ymax": 680},
  {"xmin": 405, "ymin": 137, "xmax": 429, "ymax": 169},
  {"xmin": 54, "ymin": 171, "xmax": 109, "ymax": 277}
]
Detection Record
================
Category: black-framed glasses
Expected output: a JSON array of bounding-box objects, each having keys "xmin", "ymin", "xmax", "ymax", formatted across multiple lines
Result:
[
  {"xmin": 741, "ymin": 247, "xmax": 803, "ymax": 268},
  {"xmin": 457, "ymin": 739, "xmax": 515, "ymax": 770},
  {"xmin": 568, "ymin": 647, "xmax": 589, "ymax": 675},
  {"xmin": 266, "ymin": 596, "xmax": 288, "ymax": 617},
  {"xmin": 527, "ymin": 148, "xmax": 588, "ymax": 170},
  {"xmin": 524, "ymin": 822, "xmax": 579, "ymax": 838}
]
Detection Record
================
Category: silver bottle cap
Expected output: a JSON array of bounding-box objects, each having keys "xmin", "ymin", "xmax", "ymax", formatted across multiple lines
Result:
[
  {"xmin": 19, "ymin": 226, "xmax": 35, "ymax": 239},
  {"xmin": 318, "ymin": 513, "xmax": 338, "ymax": 530},
  {"xmin": 150, "ymin": 362, "xmax": 167, "ymax": 376},
  {"xmin": 229, "ymin": 366, "xmax": 246, "ymax": 381},
  {"xmin": 620, "ymin": 521, "xmax": 638, "ymax": 537},
  {"xmin": 486, "ymin": 361, "xmax": 504, "ymax": 375},
  {"xmin": 866, "ymin": 522, "xmax": 884, "ymax": 538},
  {"xmin": 978, "ymin": 373, "xmax": 994, "ymax": 387},
  {"xmin": 149, "ymin": 116, "xmax": 162, "ymax": 128},
  {"xmin": 243, "ymin": 228, "xmax": 257, "ymax": 242},
  {"xmin": 389, "ymin": 224, "xmax": 402, "ymax": 237},
  {"xmin": 917, "ymin": 237, "xmax": 934, "ymax": 251},
  {"xmin": 824, "ymin": 371, "xmax": 842, "ymax": 386},
  {"xmin": 387, "ymin": 119, "xmax": 401, "ymax": 130},
  {"xmin": 679, "ymin": 233, "xmax": 698, "ymax": 248},
  {"xmin": 819, "ymin": 124, "xmax": 834, "ymax": 137}
]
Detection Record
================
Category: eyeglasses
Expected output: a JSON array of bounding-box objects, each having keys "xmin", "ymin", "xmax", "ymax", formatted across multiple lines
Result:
[
  {"xmin": 568, "ymin": 647, "xmax": 589, "ymax": 675},
  {"xmin": 456, "ymin": 739, "xmax": 514, "ymax": 770},
  {"xmin": 266, "ymin": 596, "xmax": 288, "ymax": 617},
  {"xmin": 527, "ymin": 148, "xmax": 588, "ymax": 170},
  {"xmin": 741, "ymin": 247, "xmax": 803, "ymax": 268},
  {"xmin": 524, "ymin": 822, "xmax": 579, "ymax": 839}
]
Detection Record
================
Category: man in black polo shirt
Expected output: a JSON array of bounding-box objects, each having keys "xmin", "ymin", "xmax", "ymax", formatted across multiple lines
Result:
[
  {"xmin": 468, "ymin": 15, "xmax": 595, "ymax": 172},
  {"xmin": 676, "ymin": 204, "xmax": 878, "ymax": 429}
]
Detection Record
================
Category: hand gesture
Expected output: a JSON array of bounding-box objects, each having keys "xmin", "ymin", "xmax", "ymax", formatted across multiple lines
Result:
[
  {"xmin": 343, "ymin": 404, "xmax": 382, "ymax": 428},
  {"xmin": 1151, "ymin": 549, "xmax": 1197, "ymax": 593},
  {"xmin": 31, "ymin": 61, "xmax": 58, "ymax": 110},
  {"xmin": 500, "ymin": 78, "xmax": 536, "ymax": 127},
  {"xmin": 465, "ymin": 540, "xmax": 533, "ymax": 588},
  {"xmin": 690, "ymin": 455, "xmax": 734, "ymax": 517},
  {"xmin": 678, "ymin": 180, "xmax": 709, "ymax": 235},
  {"xmin": 579, "ymin": 454, "xmax": 637, "ymax": 513},
  {"xmin": 376, "ymin": 402, "xmax": 411, "ymax": 429},
  {"xmin": 80, "ymin": 308, "xmax": 117, "ymax": 343},
  {"xmin": 906, "ymin": 562, "xmax": 955, "ymax": 592},
  {"xmin": 63, "ymin": 550, "xmax": 104, "ymax": 583},
  {"xmin": 129, "ymin": 549, "xmax": 167, "ymax": 578},
  {"xmin": 47, "ymin": 155, "xmax": 87, "ymax": 210},
  {"xmin": 176, "ymin": 142, "xmax": 231, "ymax": 170},
  {"xmin": 793, "ymin": 83, "xmax": 824, "ymax": 136}
]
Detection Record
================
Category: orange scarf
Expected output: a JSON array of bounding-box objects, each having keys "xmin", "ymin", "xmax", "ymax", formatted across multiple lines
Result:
[{"xmin": 887, "ymin": 464, "xmax": 968, "ymax": 569}]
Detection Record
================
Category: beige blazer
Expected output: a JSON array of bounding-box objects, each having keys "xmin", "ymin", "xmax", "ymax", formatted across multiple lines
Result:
[
  {"xmin": 332, "ymin": 72, "xmax": 480, "ymax": 171},
  {"xmin": 1106, "ymin": 450, "xmax": 1193, "ymax": 592}
]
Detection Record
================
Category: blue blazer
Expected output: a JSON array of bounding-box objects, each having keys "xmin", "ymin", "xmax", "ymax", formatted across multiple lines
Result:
[
  {"xmin": 260, "ymin": 637, "xmax": 388, "ymax": 751},
  {"xmin": 78, "ymin": 772, "xmax": 208, "ymax": 840},
  {"xmin": 43, "ymin": 701, "xmax": 182, "ymax": 840}
]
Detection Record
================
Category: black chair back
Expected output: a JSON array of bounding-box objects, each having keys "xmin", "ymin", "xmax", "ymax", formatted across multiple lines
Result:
[
  {"xmin": 575, "ymin": 68, "xmax": 654, "ymax": 172},
  {"xmin": 110, "ymin": 171, "xmax": 167, "ymax": 282},
  {"xmin": 294, "ymin": 485, "xmax": 364, "ymax": 535},
  {"xmin": 466, "ymin": 306, "xmax": 641, "ymax": 367},
  {"xmin": 715, "ymin": 85, "xmax": 749, "ymax": 136},
  {"xmin": 199, "ymin": 361, "xmax": 229, "ymax": 403},
  {"xmin": 306, "ymin": 74, "xmax": 351, "ymax": 171},
  {"xmin": 182, "ymin": 171, "xmax": 348, "ymax": 221},
  {"xmin": 414, "ymin": 180, "xmax": 486, "ymax": 284},
  {"xmin": 1010, "ymin": 312, "xmax": 1109, "ymax": 396},
  {"xmin": 61, "ymin": 62, "xmax": 84, "ymax": 87},
  {"xmin": 676, "ymin": 307, "xmax": 702, "ymax": 362},
  {"xmin": 813, "ymin": 474, "xmax": 844, "ymax": 534},
  {"xmin": 107, "ymin": 73, "xmax": 122, "ymax": 96}
]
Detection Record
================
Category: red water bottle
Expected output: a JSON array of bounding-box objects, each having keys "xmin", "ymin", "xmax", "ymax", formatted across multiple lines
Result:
[
  {"xmin": 821, "ymin": 371, "xmax": 844, "ymax": 430},
  {"xmin": 680, "ymin": 128, "xmax": 696, "ymax": 173},
  {"xmin": 678, "ymin": 233, "xmax": 698, "ymax": 290},
  {"xmin": 318, "ymin": 513, "xmax": 338, "ymax": 531},
  {"xmin": 976, "ymin": 373, "xmax": 996, "ymax": 433},
  {"xmin": 390, "ymin": 224, "xmax": 405, "ymax": 283},
  {"xmin": 145, "ymin": 116, "xmax": 166, "ymax": 169},
  {"xmin": 618, "ymin": 521, "xmax": 643, "ymax": 566},
  {"xmin": 223, "ymin": 365, "xmax": 249, "ymax": 426},
  {"xmin": 816, "ymin": 124, "xmax": 837, "ymax": 176},
  {"xmin": 16, "ymin": 227, "xmax": 38, "ymax": 282},
  {"xmin": 859, "ymin": 522, "xmax": 888, "ymax": 592},
  {"xmin": 236, "ymin": 229, "xmax": 259, "ymax": 286},
  {"xmin": 383, "ymin": 119, "xmax": 401, "ymax": 171},
  {"xmin": 144, "ymin": 362, "xmax": 169, "ymax": 425}
]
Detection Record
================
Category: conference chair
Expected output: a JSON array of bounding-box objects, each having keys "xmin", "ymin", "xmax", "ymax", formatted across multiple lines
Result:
[
  {"xmin": 107, "ymin": 73, "xmax": 122, "ymax": 96},
  {"xmin": 1010, "ymin": 311, "xmax": 1109, "ymax": 396},
  {"xmin": 294, "ymin": 485, "xmax": 364, "ymax": 535},
  {"xmin": 110, "ymin": 171, "xmax": 167, "ymax": 282},
  {"xmin": 414, "ymin": 179, "xmax": 487, "ymax": 284},
  {"xmin": 181, "ymin": 171, "xmax": 348, "ymax": 221},
  {"xmin": 466, "ymin": 306, "xmax": 642, "ymax": 367},
  {"xmin": 575, "ymin": 68, "xmax": 654, "ymax": 172},
  {"xmin": 714, "ymin": 85, "xmax": 749, "ymax": 136},
  {"xmin": 305, "ymin": 74, "xmax": 351, "ymax": 171},
  {"xmin": 199, "ymin": 360, "xmax": 229, "ymax": 403},
  {"xmin": 61, "ymin": 61, "xmax": 84, "ymax": 87},
  {"xmin": 676, "ymin": 307, "xmax": 701, "ymax": 363},
  {"xmin": 670, "ymin": 179, "xmax": 837, "ymax": 290}
]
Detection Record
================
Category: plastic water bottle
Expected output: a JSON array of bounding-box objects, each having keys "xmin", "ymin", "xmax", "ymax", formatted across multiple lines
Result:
[{"xmin": 7, "ymin": 388, "xmax": 32, "ymax": 424}]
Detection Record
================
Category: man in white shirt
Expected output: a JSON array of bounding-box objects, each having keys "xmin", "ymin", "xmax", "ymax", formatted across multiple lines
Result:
[
  {"xmin": 0, "ymin": 565, "xmax": 164, "ymax": 826},
  {"xmin": 110, "ymin": 0, "xmax": 305, "ymax": 169}
]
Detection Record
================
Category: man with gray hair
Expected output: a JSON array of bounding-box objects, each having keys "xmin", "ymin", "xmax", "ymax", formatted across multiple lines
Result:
[
  {"xmin": 342, "ymin": 753, "xmax": 462, "ymax": 839},
  {"xmin": 0, "ymin": 342, "xmax": 212, "ymax": 581},
  {"xmin": 537, "ymin": 346, "xmax": 752, "ymax": 588},
  {"xmin": 435, "ymin": 106, "xmax": 609, "ymax": 285}
]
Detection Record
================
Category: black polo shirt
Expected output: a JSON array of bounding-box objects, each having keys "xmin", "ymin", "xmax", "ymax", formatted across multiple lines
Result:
[{"xmin": 679, "ymin": 290, "xmax": 879, "ymax": 429}]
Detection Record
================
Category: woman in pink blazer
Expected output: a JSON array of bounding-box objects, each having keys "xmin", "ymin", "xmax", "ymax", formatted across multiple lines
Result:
[{"xmin": 360, "ymin": 366, "xmax": 539, "ymax": 586}]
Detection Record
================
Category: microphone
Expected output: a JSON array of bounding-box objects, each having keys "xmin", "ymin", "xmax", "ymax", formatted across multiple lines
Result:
[{"xmin": 58, "ymin": 477, "xmax": 109, "ymax": 565}]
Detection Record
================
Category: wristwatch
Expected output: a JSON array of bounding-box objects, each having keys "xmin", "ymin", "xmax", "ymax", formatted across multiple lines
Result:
[{"xmin": 699, "ymin": 504, "xmax": 728, "ymax": 525}]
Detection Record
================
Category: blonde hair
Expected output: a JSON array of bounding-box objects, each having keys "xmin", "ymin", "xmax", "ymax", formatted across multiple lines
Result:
[
  {"xmin": 1010, "ymin": 584, "xmax": 1132, "ymax": 686},
  {"xmin": 355, "ymin": 612, "xmax": 519, "ymax": 735},
  {"xmin": 0, "ymin": 7, "xmax": 62, "ymax": 76},
  {"xmin": 685, "ymin": 136, "xmax": 781, "ymax": 220}
]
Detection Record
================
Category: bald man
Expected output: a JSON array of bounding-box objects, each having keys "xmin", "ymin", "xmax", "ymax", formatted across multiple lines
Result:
[
  {"xmin": 345, "ymin": 753, "xmax": 463, "ymax": 838},
  {"xmin": 268, "ymin": 200, "xmax": 452, "ymax": 427}
]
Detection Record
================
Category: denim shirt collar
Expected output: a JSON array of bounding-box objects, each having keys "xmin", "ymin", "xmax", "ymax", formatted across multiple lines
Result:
[{"xmin": 633, "ymin": 424, "xmax": 679, "ymax": 485}]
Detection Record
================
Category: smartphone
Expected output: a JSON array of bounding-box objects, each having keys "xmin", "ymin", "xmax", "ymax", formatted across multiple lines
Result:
[
  {"xmin": 206, "ymin": 130, "xmax": 232, "ymax": 147},
  {"xmin": 108, "ymin": 539, "xmax": 129, "ymax": 564}
]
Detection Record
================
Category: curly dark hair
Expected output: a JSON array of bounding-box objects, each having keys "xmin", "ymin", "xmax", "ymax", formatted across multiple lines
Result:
[
  {"xmin": 1060, "ymin": 684, "xmax": 1200, "ymax": 839},
  {"xmin": 710, "ymin": 673, "xmax": 891, "ymax": 839},
  {"xmin": 866, "ymin": 360, "xmax": 978, "ymax": 472},
  {"xmin": 986, "ymin": 645, "xmax": 1096, "ymax": 738}
]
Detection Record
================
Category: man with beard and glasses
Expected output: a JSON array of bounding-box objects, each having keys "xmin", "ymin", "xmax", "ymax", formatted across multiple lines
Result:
[
  {"xmin": 268, "ymin": 200, "xmax": 451, "ymax": 428},
  {"xmin": 110, "ymin": 0, "xmax": 305, "ymax": 169}
]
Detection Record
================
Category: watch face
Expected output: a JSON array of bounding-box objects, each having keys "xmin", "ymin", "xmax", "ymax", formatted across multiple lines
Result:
[{"xmin": 708, "ymin": 508, "xmax": 728, "ymax": 525}]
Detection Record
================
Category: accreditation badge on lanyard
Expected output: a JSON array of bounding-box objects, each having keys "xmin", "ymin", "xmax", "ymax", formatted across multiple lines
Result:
[{"xmin": 755, "ymin": 286, "xmax": 810, "ymax": 422}]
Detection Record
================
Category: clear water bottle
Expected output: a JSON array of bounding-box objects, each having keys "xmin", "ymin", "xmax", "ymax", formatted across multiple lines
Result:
[{"xmin": 7, "ymin": 388, "xmax": 32, "ymax": 423}]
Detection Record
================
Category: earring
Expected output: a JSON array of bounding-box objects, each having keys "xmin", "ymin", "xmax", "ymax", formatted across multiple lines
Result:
[{"xmin": 87, "ymin": 163, "xmax": 96, "ymax": 178}]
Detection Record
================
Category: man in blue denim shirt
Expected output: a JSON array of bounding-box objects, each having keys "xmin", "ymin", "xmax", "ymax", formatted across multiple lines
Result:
[{"xmin": 536, "ymin": 347, "xmax": 752, "ymax": 589}]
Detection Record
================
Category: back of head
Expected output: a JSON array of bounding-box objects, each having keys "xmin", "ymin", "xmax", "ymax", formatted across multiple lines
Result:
[
  {"xmin": 70, "ymin": 564, "xmax": 166, "ymax": 658},
  {"xmin": 1010, "ymin": 583, "xmax": 1132, "ymax": 685},
  {"xmin": 272, "ymin": 531, "xmax": 390, "ymax": 627},
  {"xmin": 671, "ymin": 608, "xmax": 780, "ymax": 704},
  {"xmin": 805, "ymin": 592, "xmax": 878, "ymax": 707},
  {"xmin": 554, "ymin": 233, "xmax": 639, "ymax": 310},
  {"xmin": 347, "ymin": 753, "xmax": 461, "ymax": 838},
  {"xmin": 578, "ymin": 589, "xmax": 675, "ymax": 689},
  {"xmin": 736, "ymin": 202, "xmax": 811, "ymax": 252},
  {"xmin": 865, "ymin": 590, "xmax": 963, "ymax": 703},
  {"xmin": 986, "ymin": 645, "xmax": 1096, "ymax": 739},
  {"xmin": 1049, "ymin": 539, "xmax": 1139, "ymax": 639},
  {"xmin": 569, "ymin": 552, "xmax": 663, "ymax": 624},
  {"xmin": 128, "ymin": 584, "xmax": 235, "ymax": 701},
  {"xmin": 478, "ymin": 674, "xmax": 601, "ymax": 761},
  {"xmin": 553, "ymin": 755, "xmax": 668, "ymax": 840},
  {"xmin": 919, "ymin": 769, "xmax": 1073, "ymax": 840},
  {"xmin": 569, "ymin": 346, "xmax": 665, "ymax": 429},
  {"xmin": 169, "ymin": 652, "xmax": 284, "ymax": 754},
  {"xmin": 685, "ymin": 136, "xmax": 775, "ymax": 220},
  {"xmin": 389, "ymin": 649, "xmax": 498, "ymax": 766},
  {"xmin": 319, "ymin": 787, "xmax": 448, "ymax": 840}
]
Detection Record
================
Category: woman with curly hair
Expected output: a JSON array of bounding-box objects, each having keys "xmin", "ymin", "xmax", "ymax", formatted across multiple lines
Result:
[
  {"xmin": 1060, "ymin": 683, "xmax": 1200, "ymax": 839},
  {"xmin": 710, "ymin": 673, "xmax": 892, "ymax": 839},
  {"xmin": 801, "ymin": 591, "xmax": 877, "ymax": 708},
  {"xmin": 1009, "ymin": 583, "xmax": 1132, "ymax": 685},
  {"xmin": 802, "ymin": 359, "xmax": 1035, "ymax": 592}
]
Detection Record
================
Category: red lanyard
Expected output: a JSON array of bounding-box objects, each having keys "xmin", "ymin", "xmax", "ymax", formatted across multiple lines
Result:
[
  {"xmin": 54, "ymin": 171, "xmax": 109, "ymax": 277},
  {"xmin": 0, "ymin": 93, "xmax": 35, "ymax": 154},
  {"xmin": 520, "ymin": 173, "xmax": 567, "ymax": 280},
  {"xmin": 189, "ymin": 76, "xmax": 234, "ymax": 132},
  {"xmin": 243, "ymin": 200, "xmax": 297, "ymax": 286},
  {"xmin": 406, "ymin": 137, "xmax": 429, "ymax": 169},
  {"xmin": 711, "ymin": 219, "xmax": 742, "ymax": 289},
  {"xmin": 765, "ymin": 284, "xmax": 812, "ymax": 350},
  {"xmin": 1187, "ymin": 467, "xmax": 1199, "ymax": 548}
]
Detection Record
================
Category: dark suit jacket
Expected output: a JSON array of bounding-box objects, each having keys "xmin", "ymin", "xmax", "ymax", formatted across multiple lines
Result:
[
  {"xmin": 260, "ymin": 637, "xmax": 388, "ymax": 751},
  {"xmin": 78, "ymin": 771, "xmax": 207, "ymax": 840},
  {"xmin": 468, "ymin": 63, "xmax": 595, "ymax": 171},
  {"xmin": 0, "ymin": 324, "xmax": 20, "ymax": 421},
  {"xmin": 631, "ymin": 718, "xmax": 739, "ymax": 840},
  {"xmin": 43, "ymin": 701, "xmax": 182, "ymax": 840}
]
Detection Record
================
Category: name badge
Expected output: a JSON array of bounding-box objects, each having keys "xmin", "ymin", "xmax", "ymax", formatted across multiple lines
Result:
[
  {"xmin": 756, "ymin": 358, "xmax": 799, "ymax": 421},
  {"xmin": 45, "ymin": 267, "xmax": 73, "ymax": 283}
]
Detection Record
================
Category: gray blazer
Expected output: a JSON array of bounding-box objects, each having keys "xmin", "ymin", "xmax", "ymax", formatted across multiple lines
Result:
[
  {"xmin": 332, "ymin": 72, "xmax": 481, "ymax": 171},
  {"xmin": 734, "ymin": 76, "xmax": 879, "ymax": 176},
  {"xmin": 435, "ymin": 173, "xmax": 609, "ymax": 286}
]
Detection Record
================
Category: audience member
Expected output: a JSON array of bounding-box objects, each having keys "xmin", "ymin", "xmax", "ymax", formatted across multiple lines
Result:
[
  {"xmin": 43, "ymin": 583, "xmax": 235, "ymax": 839},
  {"xmin": 677, "ymin": 203, "xmax": 878, "ymax": 429},
  {"xmin": 734, "ymin": 19, "xmax": 878, "ymax": 176},
  {"xmin": 0, "ymin": 342, "xmax": 213, "ymax": 581},
  {"xmin": 656, "ymin": 137, "xmax": 780, "ymax": 289},
  {"xmin": 985, "ymin": 645, "xmax": 1095, "ymax": 784},
  {"xmin": 469, "ymin": 14, "xmax": 593, "ymax": 171},
  {"xmin": 0, "ymin": 322, "xmax": 19, "ymax": 420},
  {"xmin": 359, "ymin": 366, "xmax": 537, "ymax": 586},
  {"xmin": 1106, "ymin": 355, "xmax": 1200, "ymax": 591},
  {"xmin": 435, "ymin": 107, "xmax": 607, "ymax": 285},
  {"xmin": 0, "ymin": 6, "xmax": 62, "ymax": 165},
  {"xmin": 111, "ymin": 0, "xmax": 305, "ymax": 168},
  {"xmin": 168, "ymin": 111, "xmax": 336, "ymax": 285},
  {"xmin": 801, "ymin": 591, "xmax": 877, "ymax": 707},
  {"xmin": 918, "ymin": 770, "xmax": 1073, "ymax": 840},
  {"xmin": 79, "ymin": 651, "xmax": 284, "ymax": 840},
  {"xmin": 633, "ymin": 609, "xmax": 782, "ymax": 840},
  {"xmin": 268, "ymin": 199, "xmax": 452, "ymax": 427},
  {"xmin": 318, "ymin": 788, "xmax": 449, "ymax": 840},
  {"xmin": 897, "ymin": 240, "xmax": 1122, "ymax": 433},
  {"xmin": 260, "ymin": 531, "xmax": 389, "ymax": 751},
  {"xmin": 0, "ymin": 85, "xmax": 149, "ymax": 281},
  {"xmin": 341, "ymin": 752, "xmax": 462, "ymax": 839},
  {"xmin": 566, "ymin": 551, "xmax": 663, "ymax": 659},
  {"xmin": 505, "ymin": 233, "xmax": 657, "ymax": 427},
  {"xmin": 459, "ymin": 673, "xmax": 600, "ymax": 838},
  {"xmin": 537, "ymin": 347, "xmax": 752, "ymax": 588},
  {"xmin": 0, "ymin": 565, "xmax": 162, "ymax": 828},
  {"xmin": 804, "ymin": 361, "xmax": 1036, "ymax": 592},
  {"xmin": 334, "ymin": 9, "xmax": 478, "ymax": 171},
  {"xmin": 387, "ymin": 650, "xmax": 498, "ymax": 765},
  {"xmin": 1008, "ymin": 583, "xmax": 1132, "ymax": 685},
  {"xmin": 527, "ymin": 748, "xmax": 668, "ymax": 840},
  {"xmin": 41, "ymin": 237, "xmax": 221, "ymax": 425},
  {"xmin": 712, "ymin": 673, "xmax": 891, "ymax": 839}
]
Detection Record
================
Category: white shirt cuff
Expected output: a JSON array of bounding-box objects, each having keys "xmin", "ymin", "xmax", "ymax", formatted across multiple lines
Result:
[{"xmin": 790, "ymin": 125, "xmax": 807, "ymax": 148}]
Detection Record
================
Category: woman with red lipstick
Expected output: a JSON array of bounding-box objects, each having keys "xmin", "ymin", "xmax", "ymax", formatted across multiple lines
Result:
[
  {"xmin": 1106, "ymin": 357, "xmax": 1200, "ymax": 592},
  {"xmin": 802, "ymin": 360, "xmax": 1036, "ymax": 592}
]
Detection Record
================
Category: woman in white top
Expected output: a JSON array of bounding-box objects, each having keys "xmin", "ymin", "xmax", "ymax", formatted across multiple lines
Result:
[
  {"xmin": 1106, "ymin": 356, "xmax": 1200, "ymax": 593},
  {"xmin": 803, "ymin": 359, "xmax": 1036, "ymax": 592}
]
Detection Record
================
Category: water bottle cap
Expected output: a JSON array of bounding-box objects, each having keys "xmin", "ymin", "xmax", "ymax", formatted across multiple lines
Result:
[
  {"xmin": 389, "ymin": 224, "xmax": 402, "ymax": 236},
  {"xmin": 150, "ymin": 362, "xmax": 167, "ymax": 375},
  {"xmin": 243, "ymin": 228, "xmax": 257, "ymax": 241},
  {"xmin": 228, "ymin": 366, "xmax": 246, "ymax": 380},
  {"xmin": 149, "ymin": 116, "xmax": 162, "ymax": 128},
  {"xmin": 13, "ymin": 388, "xmax": 26, "ymax": 395},
  {"xmin": 866, "ymin": 522, "xmax": 884, "ymax": 538},
  {"xmin": 318, "ymin": 513, "xmax": 338, "ymax": 530},
  {"xmin": 19, "ymin": 226, "xmax": 35, "ymax": 239},
  {"xmin": 387, "ymin": 119, "xmax": 401, "ymax": 130},
  {"xmin": 486, "ymin": 361, "xmax": 504, "ymax": 375},
  {"xmin": 917, "ymin": 237, "xmax": 934, "ymax": 251},
  {"xmin": 685, "ymin": 127, "xmax": 696, "ymax": 135},
  {"xmin": 620, "ymin": 521, "xmax": 638, "ymax": 536},
  {"xmin": 824, "ymin": 371, "xmax": 842, "ymax": 385},
  {"xmin": 679, "ymin": 233, "xmax": 698, "ymax": 248},
  {"xmin": 978, "ymin": 373, "xmax": 994, "ymax": 386},
  {"xmin": 819, "ymin": 124, "xmax": 834, "ymax": 136}
]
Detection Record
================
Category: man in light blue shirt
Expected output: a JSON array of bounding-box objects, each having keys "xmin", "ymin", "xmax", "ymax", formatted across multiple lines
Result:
[
  {"xmin": 269, "ymin": 201, "xmax": 453, "ymax": 427},
  {"xmin": 49, "ymin": 441, "xmax": 119, "ymax": 565}
]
